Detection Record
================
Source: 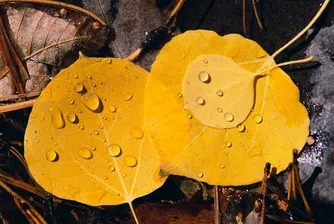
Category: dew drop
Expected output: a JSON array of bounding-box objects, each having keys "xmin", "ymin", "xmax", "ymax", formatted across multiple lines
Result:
[
  {"xmin": 92, "ymin": 83, "xmax": 96, "ymax": 87},
  {"xmin": 203, "ymin": 59, "xmax": 208, "ymax": 64},
  {"xmin": 124, "ymin": 92, "xmax": 133, "ymax": 101},
  {"xmin": 99, "ymin": 125, "xmax": 103, "ymax": 129},
  {"xmin": 88, "ymin": 75, "xmax": 92, "ymax": 79},
  {"xmin": 123, "ymin": 173, "xmax": 127, "ymax": 177},
  {"xmin": 109, "ymin": 165, "xmax": 115, "ymax": 172},
  {"xmin": 103, "ymin": 176, "xmax": 108, "ymax": 180},
  {"xmin": 131, "ymin": 128, "xmax": 144, "ymax": 139},
  {"xmin": 79, "ymin": 125, "xmax": 84, "ymax": 130},
  {"xmin": 178, "ymin": 93, "xmax": 183, "ymax": 98},
  {"xmin": 94, "ymin": 131, "xmax": 99, "ymax": 135},
  {"xmin": 225, "ymin": 141, "xmax": 232, "ymax": 147},
  {"xmin": 253, "ymin": 114, "xmax": 263, "ymax": 123},
  {"xmin": 224, "ymin": 112, "xmax": 234, "ymax": 122},
  {"xmin": 67, "ymin": 112, "xmax": 77, "ymax": 123},
  {"xmin": 224, "ymin": 152, "xmax": 228, "ymax": 155},
  {"xmin": 181, "ymin": 53, "xmax": 186, "ymax": 59},
  {"xmin": 108, "ymin": 105, "xmax": 116, "ymax": 113},
  {"xmin": 78, "ymin": 148, "xmax": 93, "ymax": 159},
  {"xmin": 196, "ymin": 97, "xmax": 205, "ymax": 105},
  {"xmin": 187, "ymin": 114, "xmax": 192, "ymax": 119},
  {"xmin": 74, "ymin": 74, "xmax": 79, "ymax": 79},
  {"xmin": 124, "ymin": 155, "xmax": 138, "ymax": 167},
  {"xmin": 46, "ymin": 150, "xmax": 58, "ymax": 162},
  {"xmin": 216, "ymin": 90, "xmax": 224, "ymax": 97},
  {"xmin": 102, "ymin": 97, "xmax": 107, "ymax": 101},
  {"xmin": 83, "ymin": 93, "xmax": 100, "ymax": 111},
  {"xmin": 74, "ymin": 83, "xmax": 84, "ymax": 93},
  {"xmin": 49, "ymin": 106, "xmax": 65, "ymax": 129},
  {"xmin": 198, "ymin": 71, "xmax": 210, "ymax": 83},
  {"xmin": 217, "ymin": 108, "xmax": 222, "ymax": 113},
  {"xmin": 107, "ymin": 144, "xmax": 121, "ymax": 157},
  {"xmin": 40, "ymin": 116, "xmax": 45, "ymax": 121},
  {"xmin": 196, "ymin": 172, "xmax": 203, "ymax": 178},
  {"xmin": 237, "ymin": 124, "xmax": 245, "ymax": 132},
  {"xmin": 220, "ymin": 164, "xmax": 225, "ymax": 169},
  {"xmin": 69, "ymin": 99, "xmax": 75, "ymax": 105},
  {"xmin": 78, "ymin": 109, "xmax": 82, "ymax": 113}
]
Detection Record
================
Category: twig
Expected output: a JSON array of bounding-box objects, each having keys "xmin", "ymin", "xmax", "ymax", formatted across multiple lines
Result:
[
  {"xmin": 14, "ymin": 198, "xmax": 35, "ymax": 224},
  {"xmin": 0, "ymin": 99, "xmax": 36, "ymax": 113},
  {"xmin": 214, "ymin": 186, "xmax": 220, "ymax": 224},
  {"xmin": 242, "ymin": 0, "xmax": 246, "ymax": 35},
  {"xmin": 261, "ymin": 162, "xmax": 270, "ymax": 224},
  {"xmin": 252, "ymin": 0, "xmax": 263, "ymax": 29}
]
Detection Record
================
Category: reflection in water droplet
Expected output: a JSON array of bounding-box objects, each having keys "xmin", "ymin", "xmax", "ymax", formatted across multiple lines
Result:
[
  {"xmin": 124, "ymin": 155, "xmax": 138, "ymax": 167},
  {"xmin": 131, "ymin": 128, "xmax": 144, "ymax": 139},
  {"xmin": 49, "ymin": 107, "xmax": 65, "ymax": 129},
  {"xmin": 108, "ymin": 105, "xmax": 116, "ymax": 113},
  {"xmin": 224, "ymin": 112, "xmax": 234, "ymax": 122},
  {"xmin": 196, "ymin": 97, "xmax": 205, "ymax": 105},
  {"xmin": 253, "ymin": 114, "xmax": 263, "ymax": 123},
  {"xmin": 237, "ymin": 124, "xmax": 245, "ymax": 132},
  {"xmin": 109, "ymin": 165, "xmax": 115, "ymax": 172},
  {"xmin": 217, "ymin": 108, "xmax": 222, "ymax": 113},
  {"xmin": 198, "ymin": 71, "xmax": 210, "ymax": 83},
  {"xmin": 83, "ymin": 93, "xmax": 100, "ymax": 111},
  {"xmin": 107, "ymin": 144, "xmax": 121, "ymax": 157},
  {"xmin": 225, "ymin": 141, "xmax": 232, "ymax": 147},
  {"xmin": 197, "ymin": 172, "xmax": 203, "ymax": 178},
  {"xmin": 67, "ymin": 112, "xmax": 77, "ymax": 123},
  {"xmin": 74, "ymin": 83, "xmax": 84, "ymax": 93},
  {"xmin": 216, "ymin": 90, "xmax": 224, "ymax": 97},
  {"xmin": 124, "ymin": 92, "xmax": 133, "ymax": 101},
  {"xmin": 78, "ymin": 148, "xmax": 93, "ymax": 159},
  {"xmin": 46, "ymin": 150, "xmax": 58, "ymax": 162}
]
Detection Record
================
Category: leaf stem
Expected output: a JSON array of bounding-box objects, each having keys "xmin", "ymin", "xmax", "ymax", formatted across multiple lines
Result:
[{"xmin": 128, "ymin": 202, "xmax": 139, "ymax": 224}]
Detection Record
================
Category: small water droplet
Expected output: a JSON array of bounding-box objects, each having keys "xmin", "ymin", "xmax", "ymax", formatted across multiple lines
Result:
[
  {"xmin": 216, "ymin": 90, "xmax": 224, "ymax": 97},
  {"xmin": 196, "ymin": 97, "xmax": 205, "ymax": 105},
  {"xmin": 178, "ymin": 93, "xmax": 183, "ymax": 98},
  {"xmin": 187, "ymin": 114, "xmax": 192, "ymax": 119},
  {"xmin": 224, "ymin": 112, "xmax": 234, "ymax": 122},
  {"xmin": 186, "ymin": 81, "xmax": 190, "ymax": 84},
  {"xmin": 69, "ymin": 99, "xmax": 75, "ymax": 105},
  {"xmin": 49, "ymin": 106, "xmax": 65, "ymax": 129},
  {"xmin": 198, "ymin": 71, "xmax": 210, "ymax": 83},
  {"xmin": 220, "ymin": 164, "xmax": 225, "ymax": 169},
  {"xmin": 122, "ymin": 173, "xmax": 127, "ymax": 177},
  {"xmin": 253, "ymin": 114, "xmax": 263, "ymax": 123},
  {"xmin": 124, "ymin": 155, "xmax": 138, "ymax": 167},
  {"xmin": 40, "ymin": 116, "xmax": 45, "ymax": 121},
  {"xmin": 67, "ymin": 112, "xmax": 77, "ymax": 123},
  {"xmin": 78, "ymin": 109, "xmax": 82, "ymax": 113},
  {"xmin": 109, "ymin": 165, "xmax": 115, "ymax": 172},
  {"xmin": 74, "ymin": 74, "xmax": 79, "ymax": 79},
  {"xmin": 196, "ymin": 172, "xmax": 203, "ymax": 178},
  {"xmin": 88, "ymin": 75, "xmax": 92, "ymax": 79},
  {"xmin": 79, "ymin": 125, "xmax": 84, "ymax": 130},
  {"xmin": 124, "ymin": 92, "xmax": 133, "ymax": 101},
  {"xmin": 83, "ymin": 93, "xmax": 100, "ymax": 111},
  {"xmin": 225, "ymin": 141, "xmax": 232, "ymax": 147},
  {"xmin": 88, "ymin": 132, "xmax": 92, "ymax": 135},
  {"xmin": 99, "ymin": 125, "xmax": 103, "ymax": 129},
  {"xmin": 131, "ymin": 128, "xmax": 144, "ymax": 139},
  {"xmin": 92, "ymin": 83, "xmax": 96, "ymax": 87},
  {"xmin": 78, "ymin": 148, "xmax": 93, "ymax": 159},
  {"xmin": 107, "ymin": 144, "xmax": 121, "ymax": 157},
  {"xmin": 103, "ymin": 176, "xmax": 108, "ymax": 180},
  {"xmin": 224, "ymin": 152, "xmax": 228, "ymax": 155},
  {"xmin": 102, "ymin": 97, "xmax": 107, "ymax": 101},
  {"xmin": 108, "ymin": 105, "xmax": 116, "ymax": 113},
  {"xmin": 99, "ymin": 82, "xmax": 103, "ymax": 85},
  {"xmin": 94, "ymin": 131, "xmax": 99, "ymax": 135},
  {"xmin": 46, "ymin": 150, "xmax": 58, "ymax": 162},
  {"xmin": 74, "ymin": 83, "xmax": 84, "ymax": 93},
  {"xmin": 181, "ymin": 53, "xmax": 186, "ymax": 59},
  {"xmin": 217, "ymin": 108, "xmax": 222, "ymax": 113},
  {"xmin": 237, "ymin": 124, "xmax": 245, "ymax": 132},
  {"xmin": 203, "ymin": 59, "xmax": 208, "ymax": 64}
]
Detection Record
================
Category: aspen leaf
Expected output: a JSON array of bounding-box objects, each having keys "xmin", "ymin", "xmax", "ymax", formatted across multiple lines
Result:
[
  {"xmin": 145, "ymin": 30, "xmax": 310, "ymax": 185},
  {"xmin": 24, "ymin": 56, "xmax": 166, "ymax": 209}
]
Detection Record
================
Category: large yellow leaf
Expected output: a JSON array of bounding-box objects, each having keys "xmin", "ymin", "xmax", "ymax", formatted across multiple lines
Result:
[
  {"xmin": 145, "ymin": 30, "xmax": 310, "ymax": 186},
  {"xmin": 24, "ymin": 56, "xmax": 166, "ymax": 209}
]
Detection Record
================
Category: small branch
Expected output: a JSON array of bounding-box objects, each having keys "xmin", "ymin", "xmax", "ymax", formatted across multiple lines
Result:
[
  {"xmin": 242, "ymin": 0, "xmax": 246, "ymax": 35},
  {"xmin": 252, "ymin": 0, "xmax": 263, "ymax": 30},
  {"xmin": 0, "ymin": 99, "xmax": 36, "ymax": 113},
  {"xmin": 214, "ymin": 186, "xmax": 220, "ymax": 224}
]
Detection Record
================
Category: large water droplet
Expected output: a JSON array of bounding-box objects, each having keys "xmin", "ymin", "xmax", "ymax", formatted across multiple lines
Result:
[
  {"xmin": 198, "ymin": 71, "xmax": 210, "ymax": 83},
  {"xmin": 196, "ymin": 172, "xmax": 203, "ymax": 178},
  {"xmin": 123, "ymin": 92, "xmax": 133, "ymax": 101},
  {"xmin": 253, "ymin": 114, "xmax": 263, "ymax": 123},
  {"xmin": 74, "ymin": 83, "xmax": 84, "ymax": 93},
  {"xmin": 49, "ymin": 106, "xmax": 65, "ymax": 129},
  {"xmin": 67, "ymin": 112, "xmax": 77, "ymax": 123},
  {"xmin": 131, "ymin": 128, "xmax": 144, "ymax": 139},
  {"xmin": 196, "ymin": 97, "xmax": 205, "ymax": 105},
  {"xmin": 107, "ymin": 144, "xmax": 121, "ymax": 157},
  {"xmin": 124, "ymin": 155, "xmax": 138, "ymax": 167},
  {"xmin": 216, "ymin": 90, "xmax": 224, "ymax": 97},
  {"xmin": 83, "ymin": 93, "xmax": 100, "ymax": 111},
  {"xmin": 46, "ymin": 150, "xmax": 58, "ymax": 162},
  {"xmin": 78, "ymin": 148, "xmax": 93, "ymax": 159},
  {"xmin": 224, "ymin": 112, "xmax": 234, "ymax": 122},
  {"xmin": 237, "ymin": 124, "xmax": 245, "ymax": 132},
  {"xmin": 108, "ymin": 105, "xmax": 116, "ymax": 113}
]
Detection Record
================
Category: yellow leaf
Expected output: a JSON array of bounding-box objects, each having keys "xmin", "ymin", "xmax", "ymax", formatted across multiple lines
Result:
[
  {"xmin": 145, "ymin": 31, "xmax": 310, "ymax": 186},
  {"xmin": 24, "ymin": 56, "xmax": 166, "ymax": 212}
]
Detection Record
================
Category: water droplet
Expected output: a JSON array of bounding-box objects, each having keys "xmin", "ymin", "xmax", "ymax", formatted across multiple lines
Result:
[
  {"xmin": 74, "ymin": 74, "xmax": 79, "ymax": 79},
  {"xmin": 83, "ymin": 93, "xmax": 100, "ymax": 111},
  {"xmin": 74, "ymin": 83, "xmax": 84, "ymax": 93},
  {"xmin": 107, "ymin": 144, "xmax": 121, "ymax": 157},
  {"xmin": 94, "ymin": 131, "xmax": 99, "ymax": 135},
  {"xmin": 69, "ymin": 99, "xmax": 75, "ymax": 105},
  {"xmin": 124, "ymin": 92, "xmax": 133, "ymax": 101},
  {"xmin": 131, "ymin": 128, "xmax": 144, "ymax": 139},
  {"xmin": 99, "ymin": 82, "xmax": 103, "ymax": 85},
  {"xmin": 124, "ymin": 155, "xmax": 138, "ymax": 167},
  {"xmin": 237, "ymin": 124, "xmax": 245, "ymax": 132},
  {"xmin": 92, "ymin": 83, "xmax": 96, "ymax": 87},
  {"xmin": 67, "ymin": 112, "xmax": 77, "ymax": 123},
  {"xmin": 224, "ymin": 152, "xmax": 228, "ymax": 155},
  {"xmin": 109, "ymin": 165, "xmax": 115, "ymax": 172},
  {"xmin": 253, "ymin": 114, "xmax": 263, "ymax": 123},
  {"xmin": 88, "ymin": 75, "xmax": 92, "ymax": 79},
  {"xmin": 217, "ymin": 108, "xmax": 222, "ymax": 113},
  {"xmin": 203, "ymin": 59, "xmax": 208, "ymax": 64},
  {"xmin": 216, "ymin": 90, "xmax": 224, "ymax": 97},
  {"xmin": 99, "ymin": 125, "xmax": 103, "ymax": 129},
  {"xmin": 103, "ymin": 176, "xmax": 108, "ymax": 180},
  {"xmin": 224, "ymin": 113, "xmax": 234, "ymax": 122},
  {"xmin": 78, "ymin": 109, "xmax": 82, "ymax": 113},
  {"xmin": 49, "ymin": 107, "xmax": 65, "ymax": 129},
  {"xmin": 102, "ymin": 97, "xmax": 107, "ymax": 101},
  {"xmin": 225, "ymin": 141, "xmax": 232, "ymax": 147},
  {"xmin": 196, "ymin": 97, "xmax": 205, "ymax": 105},
  {"xmin": 196, "ymin": 172, "xmax": 203, "ymax": 178},
  {"xmin": 102, "ymin": 138, "xmax": 106, "ymax": 142},
  {"xmin": 40, "ymin": 116, "xmax": 45, "ymax": 121},
  {"xmin": 181, "ymin": 53, "xmax": 186, "ymax": 59},
  {"xmin": 46, "ymin": 150, "xmax": 58, "ymax": 162},
  {"xmin": 178, "ymin": 93, "xmax": 183, "ymax": 98},
  {"xmin": 79, "ymin": 125, "xmax": 84, "ymax": 130},
  {"xmin": 78, "ymin": 148, "xmax": 93, "ymax": 159},
  {"xmin": 123, "ymin": 173, "xmax": 127, "ymax": 177},
  {"xmin": 220, "ymin": 164, "xmax": 225, "ymax": 169},
  {"xmin": 187, "ymin": 114, "xmax": 192, "ymax": 119},
  {"xmin": 108, "ymin": 105, "xmax": 116, "ymax": 113},
  {"xmin": 88, "ymin": 132, "xmax": 92, "ymax": 135},
  {"xmin": 198, "ymin": 71, "xmax": 210, "ymax": 83}
]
